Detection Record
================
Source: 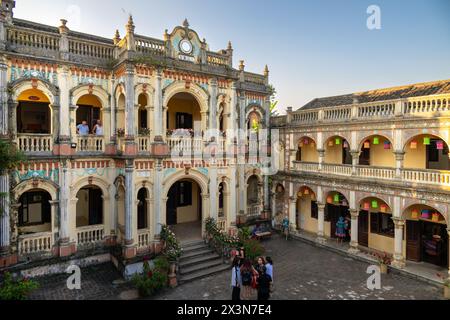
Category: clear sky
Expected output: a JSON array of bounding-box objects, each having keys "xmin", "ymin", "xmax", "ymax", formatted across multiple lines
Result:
[{"xmin": 13, "ymin": 0, "xmax": 450, "ymax": 113}]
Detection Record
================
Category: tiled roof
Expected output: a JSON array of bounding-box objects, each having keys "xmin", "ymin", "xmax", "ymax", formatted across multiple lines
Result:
[{"xmin": 300, "ymin": 79, "xmax": 450, "ymax": 111}]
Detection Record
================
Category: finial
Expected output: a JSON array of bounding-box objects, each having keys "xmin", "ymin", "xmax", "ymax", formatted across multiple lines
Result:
[
  {"xmin": 239, "ymin": 60, "xmax": 245, "ymax": 71},
  {"xmin": 113, "ymin": 29, "xmax": 121, "ymax": 44},
  {"xmin": 227, "ymin": 41, "xmax": 233, "ymax": 50},
  {"xmin": 59, "ymin": 19, "xmax": 69, "ymax": 34},
  {"xmin": 183, "ymin": 18, "xmax": 190, "ymax": 28},
  {"xmin": 126, "ymin": 14, "xmax": 135, "ymax": 33},
  {"xmin": 264, "ymin": 65, "xmax": 269, "ymax": 77},
  {"xmin": 164, "ymin": 29, "xmax": 170, "ymax": 41}
]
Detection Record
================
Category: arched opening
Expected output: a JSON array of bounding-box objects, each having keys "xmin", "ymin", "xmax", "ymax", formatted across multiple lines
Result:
[
  {"xmin": 218, "ymin": 182, "xmax": 226, "ymax": 218},
  {"xmin": 404, "ymin": 134, "xmax": 450, "ymax": 170},
  {"xmin": 138, "ymin": 93, "xmax": 149, "ymax": 134},
  {"xmin": 76, "ymin": 94, "xmax": 103, "ymax": 136},
  {"xmin": 116, "ymin": 93, "xmax": 126, "ymax": 135},
  {"xmin": 325, "ymin": 191, "xmax": 350, "ymax": 241},
  {"xmin": 296, "ymin": 137, "xmax": 318, "ymax": 162},
  {"xmin": 247, "ymin": 111, "xmax": 261, "ymax": 132},
  {"xmin": 273, "ymin": 184, "xmax": 286, "ymax": 227},
  {"xmin": 166, "ymin": 92, "xmax": 201, "ymax": 133},
  {"xmin": 359, "ymin": 135, "xmax": 394, "ymax": 166},
  {"xmin": 358, "ymin": 197, "xmax": 393, "ymax": 251},
  {"xmin": 17, "ymin": 89, "xmax": 51, "ymax": 134},
  {"xmin": 324, "ymin": 136, "xmax": 352, "ymax": 165},
  {"xmin": 247, "ymin": 175, "xmax": 261, "ymax": 217},
  {"xmin": 166, "ymin": 179, "xmax": 202, "ymax": 241},
  {"xmin": 296, "ymin": 186, "xmax": 317, "ymax": 233},
  {"xmin": 116, "ymin": 184, "xmax": 126, "ymax": 243},
  {"xmin": 405, "ymin": 205, "xmax": 448, "ymax": 268},
  {"xmin": 137, "ymin": 188, "xmax": 149, "ymax": 230},
  {"xmin": 18, "ymin": 190, "xmax": 52, "ymax": 234},
  {"xmin": 76, "ymin": 186, "xmax": 103, "ymax": 227},
  {"xmin": 219, "ymin": 102, "xmax": 226, "ymax": 132}
]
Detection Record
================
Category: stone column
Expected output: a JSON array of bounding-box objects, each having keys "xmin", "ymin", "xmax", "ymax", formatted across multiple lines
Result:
[
  {"xmin": 57, "ymin": 66, "xmax": 70, "ymax": 140},
  {"xmin": 350, "ymin": 151, "xmax": 360, "ymax": 175},
  {"xmin": 316, "ymin": 203, "xmax": 326, "ymax": 243},
  {"xmin": 110, "ymin": 77, "xmax": 117, "ymax": 140},
  {"xmin": 289, "ymin": 197, "xmax": 297, "ymax": 231},
  {"xmin": 153, "ymin": 70, "xmax": 163, "ymax": 139},
  {"xmin": 392, "ymin": 218, "xmax": 406, "ymax": 268},
  {"xmin": 209, "ymin": 162, "xmax": 218, "ymax": 221},
  {"xmin": 394, "ymin": 151, "xmax": 405, "ymax": 179},
  {"xmin": 153, "ymin": 161, "xmax": 163, "ymax": 237},
  {"xmin": 318, "ymin": 149, "xmax": 325, "ymax": 171},
  {"xmin": 228, "ymin": 165, "xmax": 237, "ymax": 233},
  {"xmin": 124, "ymin": 161, "xmax": 136, "ymax": 259},
  {"xmin": 348, "ymin": 209, "xmax": 359, "ymax": 254},
  {"xmin": 59, "ymin": 161, "xmax": 73, "ymax": 257},
  {"xmin": 124, "ymin": 64, "xmax": 137, "ymax": 155},
  {"xmin": 262, "ymin": 175, "xmax": 270, "ymax": 219},
  {"xmin": 0, "ymin": 173, "xmax": 10, "ymax": 255},
  {"xmin": 209, "ymin": 78, "xmax": 218, "ymax": 131},
  {"xmin": 0, "ymin": 57, "xmax": 8, "ymax": 136}
]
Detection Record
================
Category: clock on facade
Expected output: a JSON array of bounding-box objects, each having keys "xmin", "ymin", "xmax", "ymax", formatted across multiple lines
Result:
[{"xmin": 179, "ymin": 39, "xmax": 193, "ymax": 54}]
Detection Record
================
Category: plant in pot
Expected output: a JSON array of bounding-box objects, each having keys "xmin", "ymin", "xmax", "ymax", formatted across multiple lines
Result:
[
  {"xmin": 373, "ymin": 252, "xmax": 391, "ymax": 274},
  {"xmin": 437, "ymin": 273, "xmax": 450, "ymax": 299}
]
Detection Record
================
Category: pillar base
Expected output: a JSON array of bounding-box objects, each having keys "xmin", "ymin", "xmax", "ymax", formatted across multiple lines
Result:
[
  {"xmin": 391, "ymin": 258, "xmax": 406, "ymax": 269},
  {"xmin": 348, "ymin": 245, "xmax": 360, "ymax": 255},
  {"xmin": 123, "ymin": 245, "xmax": 137, "ymax": 260},
  {"xmin": 168, "ymin": 272, "xmax": 178, "ymax": 288},
  {"xmin": 316, "ymin": 236, "xmax": 327, "ymax": 245},
  {"xmin": 0, "ymin": 253, "xmax": 18, "ymax": 268},
  {"xmin": 104, "ymin": 235, "xmax": 117, "ymax": 247},
  {"xmin": 58, "ymin": 242, "xmax": 77, "ymax": 257},
  {"xmin": 153, "ymin": 240, "xmax": 163, "ymax": 255},
  {"xmin": 151, "ymin": 138, "xmax": 169, "ymax": 157},
  {"xmin": 123, "ymin": 142, "xmax": 138, "ymax": 156}
]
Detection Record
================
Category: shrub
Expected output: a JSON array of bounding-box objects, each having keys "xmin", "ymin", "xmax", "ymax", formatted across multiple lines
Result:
[
  {"xmin": 132, "ymin": 260, "xmax": 168, "ymax": 298},
  {"xmin": 153, "ymin": 256, "xmax": 170, "ymax": 273},
  {"xmin": 0, "ymin": 272, "xmax": 39, "ymax": 300},
  {"xmin": 243, "ymin": 239, "xmax": 265, "ymax": 262},
  {"xmin": 238, "ymin": 227, "xmax": 251, "ymax": 242}
]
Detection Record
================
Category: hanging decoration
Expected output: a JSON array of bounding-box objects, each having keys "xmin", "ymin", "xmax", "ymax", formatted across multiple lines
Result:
[
  {"xmin": 343, "ymin": 141, "xmax": 349, "ymax": 149},
  {"xmin": 364, "ymin": 141, "xmax": 370, "ymax": 149},
  {"xmin": 335, "ymin": 138, "xmax": 341, "ymax": 145},
  {"xmin": 304, "ymin": 138, "xmax": 310, "ymax": 145},
  {"xmin": 411, "ymin": 209, "xmax": 419, "ymax": 220},
  {"xmin": 384, "ymin": 141, "xmax": 391, "ymax": 150},
  {"xmin": 432, "ymin": 212, "xmax": 440, "ymax": 222},
  {"xmin": 328, "ymin": 140, "xmax": 334, "ymax": 147},
  {"xmin": 327, "ymin": 196, "xmax": 333, "ymax": 204},
  {"xmin": 373, "ymin": 137, "xmax": 380, "ymax": 145},
  {"xmin": 423, "ymin": 137, "xmax": 431, "ymax": 145},
  {"xmin": 363, "ymin": 202, "xmax": 370, "ymax": 210},
  {"xmin": 304, "ymin": 188, "xmax": 310, "ymax": 195},
  {"xmin": 371, "ymin": 200, "xmax": 378, "ymax": 209},
  {"xmin": 380, "ymin": 204, "xmax": 387, "ymax": 213},
  {"xmin": 421, "ymin": 209, "xmax": 431, "ymax": 219},
  {"xmin": 436, "ymin": 140, "xmax": 444, "ymax": 150},
  {"xmin": 410, "ymin": 140, "xmax": 418, "ymax": 149},
  {"xmin": 334, "ymin": 194, "xmax": 340, "ymax": 203}
]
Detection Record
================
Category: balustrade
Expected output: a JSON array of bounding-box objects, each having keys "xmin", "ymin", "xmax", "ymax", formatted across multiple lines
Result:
[{"xmin": 18, "ymin": 232, "xmax": 53, "ymax": 255}]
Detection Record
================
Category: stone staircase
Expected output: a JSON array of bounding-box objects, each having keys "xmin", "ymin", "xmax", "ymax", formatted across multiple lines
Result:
[{"xmin": 178, "ymin": 240, "xmax": 229, "ymax": 284}]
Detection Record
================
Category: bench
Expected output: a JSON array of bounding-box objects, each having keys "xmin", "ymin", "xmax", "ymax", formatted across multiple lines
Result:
[{"xmin": 254, "ymin": 231, "xmax": 272, "ymax": 241}]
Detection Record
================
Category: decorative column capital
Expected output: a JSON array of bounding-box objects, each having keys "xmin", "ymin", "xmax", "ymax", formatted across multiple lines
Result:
[
  {"xmin": 392, "ymin": 217, "xmax": 405, "ymax": 227},
  {"xmin": 349, "ymin": 209, "xmax": 359, "ymax": 218},
  {"xmin": 394, "ymin": 151, "xmax": 406, "ymax": 160},
  {"xmin": 317, "ymin": 202, "xmax": 326, "ymax": 211}
]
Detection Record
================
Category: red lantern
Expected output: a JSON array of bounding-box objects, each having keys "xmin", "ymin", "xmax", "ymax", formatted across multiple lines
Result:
[
  {"xmin": 436, "ymin": 140, "xmax": 444, "ymax": 150},
  {"xmin": 410, "ymin": 141, "xmax": 418, "ymax": 149},
  {"xmin": 327, "ymin": 196, "xmax": 333, "ymax": 204},
  {"xmin": 380, "ymin": 204, "xmax": 387, "ymax": 213},
  {"xmin": 363, "ymin": 202, "xmax": 370, "ymax": 210}
]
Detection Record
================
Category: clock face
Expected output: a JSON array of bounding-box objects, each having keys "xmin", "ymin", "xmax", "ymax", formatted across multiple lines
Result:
[{"xmin": 180, "ymin": 39, "xmax": 193, "ymax": 54}]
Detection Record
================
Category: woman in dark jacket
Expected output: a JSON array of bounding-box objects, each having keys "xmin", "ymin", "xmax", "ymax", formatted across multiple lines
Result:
[{"xmin": 256, "ymin": 266, "xmax": 272, "ymax": 301}]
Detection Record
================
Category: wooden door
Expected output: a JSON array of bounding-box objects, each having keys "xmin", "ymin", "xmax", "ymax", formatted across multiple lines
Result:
[
  {"xmin": 406, "ymin": 220, "xmax": 421, "ymax": 262},
  {"xmin": 358, "ymin": 210, "xmax": 369, "ymax": 247}
]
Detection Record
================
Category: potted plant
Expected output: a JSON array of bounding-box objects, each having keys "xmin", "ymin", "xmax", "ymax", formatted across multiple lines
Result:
[
  {"xmin": 373, "ymin": 252, "xmax": 392, "ymax": 274},
  {"xmin": 116, "ymin": 128, "xmax": 125, "ymax": 137},
  {"xmin": 0, "ymin": 272, "xmax": 39, "ymax": 300},
  {"xmin": 437, "ymin": 273, "xmax": 450, "ymax": 299}
]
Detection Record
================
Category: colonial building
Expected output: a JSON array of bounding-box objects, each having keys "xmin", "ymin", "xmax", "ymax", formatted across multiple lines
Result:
[
  {"xmin": 272, "ymin": 79, "xmax": 450, "ymax": 277},
  {"xmin": 0, "ymin": 1, "xmax": 272, "ymax": 268}
]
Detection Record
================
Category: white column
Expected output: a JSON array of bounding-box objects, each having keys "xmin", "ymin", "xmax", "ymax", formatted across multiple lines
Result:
[
  {"xmin": 57, "ymin": 66, "xmax": 70, "ymax": 139},
  {"xmin": 289, "ymin": 197, "xmax": 296, "ymax": 231},
  {"xmin": 229, "ymin": 165, "xmax": 237, "ymax": 228},
  {"xmin": 317, "ymin": 203, "xmax": 326, "ymax": 243},
  {"xmin": 59, "ymin": 162, "xmax": 70, "ymax": 243},
  {"xmin": 110, "ymin": 77, "xmax": 117, "ymax": 140},
  {"xmin": 350, "ymin": 151, "xmax": 360, "ymax": 175},
  {"xmin": 153, "ymin": 161, "xmax": 163, "ymax": 236},
  {"xmin": 209, "ymin": 163, "xmax": 218, "ymax": 221},
  {"xmin": 394, "ymin": 151, "xmax": 405, "ymax": 179},
  {"xmin": 153, "ymin": 70, "xmax": 163, "ymax": 139},
  {"xmin": 125, "ymin": 65, "xmax": 135, "ymax": 138},
  {"xmin": 124, "ymin": 163, "xmax": 134, "ymax": 245},
  {"xmin": 0, "ymin": 57, "xmax": 8, "ymax": 136},
  {"xmin": 392, "ymin": 218, "xmax": 406, "ymax": 268},
  {"xmin": 349, "ymin": 209, "xmax": 359, "ymax": 253},
  {"xmin": 318, "ymin": 149, "xmax": 325, "ymax": 171},
  {"xmin": 238, "ymin": 94, "xmax": 246, "ymax": 215},
  {"xmin": 0, "ymin": 173, "xmax": 10, "ymax": 254},
  {"xmin": 209, "ymin": 78, "xmax": 218, "ymax": 131}
]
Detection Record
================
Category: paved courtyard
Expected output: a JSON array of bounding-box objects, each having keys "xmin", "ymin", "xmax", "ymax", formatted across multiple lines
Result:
[{"xmin": 29, "ymin": 234, "xmax": 443, "ymax": 300}]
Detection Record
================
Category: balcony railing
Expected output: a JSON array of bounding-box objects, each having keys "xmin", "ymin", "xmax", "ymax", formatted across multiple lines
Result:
[
  {"xmin": 137, "ymin": 136, "xmax": 151, "ymax": 153},
  {"xmin": 217, "ymin": 218, "xmax": 227, "ymax": 232},
  {"xmin": 16, "ymin": 134, "xmax": 53, "ymax": 152},
  {"xmin": 138, "ymin": 229, "xmax": 152, "ymax": 250},
  {"xmin": 293, "ymin": 161, "xmax": 450, "ymax": 187},
  {"xmin": 18, "ymin": 232, "xmax": 53, "ymax": 255},
  {"xmin": 167, "ymin": 137, "xmax": 204, "ymax": 156},
  {"xmin": 76, "ymin": 135, "xmax": 105, "ymax": 152},
  {"xmin": 76, "ymin": 225, "xmax": 104, "ymax": 245},
  {"xmin": 247, "ymin": 204, "xmax": 261, "ymax": 217}
]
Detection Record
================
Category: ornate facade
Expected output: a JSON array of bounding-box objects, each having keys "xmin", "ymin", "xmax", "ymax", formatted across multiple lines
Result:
[
  {"xmin": 0, "ymin": 1, "xmax": 272, "ymax": 268},
  {"xmin": 272, "ymin": 79, "xmax": 450, "ymax": 276}
]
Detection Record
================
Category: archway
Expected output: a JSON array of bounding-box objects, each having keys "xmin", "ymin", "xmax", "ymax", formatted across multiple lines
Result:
[
  {"xmin": 296, "ymin": 186, "xmax": 317, "ymax": 233},
  {"xmin": 359, "ymin": 135, "xmax": 394, "ymax": 166},
  {"xmin": 76, "ymin": 94, "xmax": 103, "ymax": 136},
  {"xmin": 17, "ymin": 89, "xmax": 51, "ymax": 134},
  {"xmin": 324, "ymin": 136, "xmax": 352, "ymax": 165},
  {"xmin": 358, "ymin": 197, "xmax": 393, "ymax": 250},
  {"xmin": 325, "ymin": 191, "xmax": 350, "ymax": 240},
  {"xmin": 166, "ymin": 178, "xmax": 203, "ymax": 241},
  {"xmin": 76, "ymin": 186, "xmax": 103, "ymax": 227},
  {"xmin": 218, "ymin": 182, "xmax": 226, "ymax": 219},
  {"xmin": 404, "ymin": 134, "xmax": 450, "ymax": 170},
  {"xmin": 116, "ymin": 93, "xmax": 126, "ymax": 134},
  {"xmin": 137, "ymin": 188, "xmax": 149, "ymax": 230},
  {"xmin": 404, "ymin": 204, "xmax": 448, "ymax": 267},
  {"xmin": 296, "ymin": 137, "xmax": 318, "ymax": 162},
  {"xmin": 247, "ymin": 175, "xmax": 261, "ymax": 217},
  {"xmin": 18, "ymin": 189, "xmax": 52, "ymax": 234},
  {"xmin": 137, "ymin": 93, "xmax": 149, "ymax": 134},
  {"xmin": 166, "ymin": 92, "xmax": 202, "ymax": 134}
]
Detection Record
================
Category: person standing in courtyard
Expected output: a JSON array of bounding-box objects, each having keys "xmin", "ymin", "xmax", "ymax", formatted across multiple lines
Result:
[
  {"xmin": 335, "ymin": 216, "xmax": 348, "ymax": 244},
  {"xmin": 256, "ymin": 266, "xmax": 272, "ymax": 301},
  {"xmin": 255, "ymin": 256, "xmax": 266, "ymax": 274},
  {"xmin": 231, "ymin": 257, "xmax": 241, "ymax": 301},
  {"xmin": 240, "ymin": 259, "xmax": 256, "ymax": 300}
]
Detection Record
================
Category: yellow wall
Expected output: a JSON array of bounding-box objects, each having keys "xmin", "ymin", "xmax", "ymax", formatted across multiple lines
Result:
[
  {"xmin": 77, "ymin": 94, "xmax": 102, "ymax": 108},
  {"xmin": 368, "ymin": 233, "xmax": 395, "ymax": 254},
  {"xmin": 167, "ymin": 97, "xmax": 201, "ymax": 131},
  {"xmin": 370, "ymin": 142, "xmax": 395, "ymax": 167},
  {"xmin": 296, "ymin": 195, "xmax": 318, "ymax": 234},
  {"xmin": 325, "ymin": 141, "xmax": 343, "ymax": 164},
  {"xmin": 18, "ymin": 89, "xmax": 50, "ymax": 103},
  {"xmin": 301, "ymin": 143, "xmax": 319, "ymax": 162},
  {"xmin": 177, "ymin": 182, "xmax": 201, "ymax": 224},
  {"xmin": 76, "ymin": 189, "xmax": 89, "ymax": 227},
  {"xmin": 404, "ymin": 140, "xmax": 426, "ymax": 169}
]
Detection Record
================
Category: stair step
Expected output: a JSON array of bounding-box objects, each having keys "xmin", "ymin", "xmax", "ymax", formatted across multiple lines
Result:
[
  {"xmin": 181, "ymin": 240, "xmax": 205, "ymax": 248},
  {"xmin": 179, "ymin": 264, "xmax": 230, "ymax": 284},
  {"xmin": 180, "ymin": 259, "xmax": 224, "ymax": 275},
  {"xmin": 181, "ymin": 243, "xmax": 210, "ymax": 253},
  {"xmin": 180, "ymin": 248, "xmax": 214, "ymax": 260},
  {"xmin": 179, "ymin": 253, "xmax": 221, "ymax": 268}
]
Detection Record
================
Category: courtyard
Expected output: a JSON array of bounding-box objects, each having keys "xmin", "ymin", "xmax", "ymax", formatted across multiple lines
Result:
[{"xmin": 29, "ymin": 235, "xmax": 443, "ymax": 300}]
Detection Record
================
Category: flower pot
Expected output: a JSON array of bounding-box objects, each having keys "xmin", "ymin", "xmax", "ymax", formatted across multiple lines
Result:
[
  {"xmin": 380, "ymin": 263, "xmax": 388, "ymax": 274},
  {"xmin": 444, "ymin": 286, "xmax": 450, "ymax": 300}
]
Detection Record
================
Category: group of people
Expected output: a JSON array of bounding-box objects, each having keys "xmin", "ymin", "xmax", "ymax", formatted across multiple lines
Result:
[
  {"xmin": 76, "ymin": 120, "xmax": 103, "ymax": 136},
  {"xmin": 231, "ymin": 252, "xmax": 274, "ymax": 301}
]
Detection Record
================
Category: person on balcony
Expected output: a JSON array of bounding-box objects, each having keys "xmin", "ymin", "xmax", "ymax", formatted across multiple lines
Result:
[
  {"xmin": 92, "ymin": 120, "xmax": 104, "ymax": 136},
  {"xmin": 76, "ymin": 120, "xmax": 90, "ymax": 136}
]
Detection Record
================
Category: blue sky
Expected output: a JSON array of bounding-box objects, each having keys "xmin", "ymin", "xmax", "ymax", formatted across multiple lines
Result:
[{"xmin": 14, "ymin": 0, "xmax": 450, "ymax": 113}]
